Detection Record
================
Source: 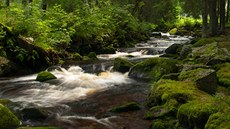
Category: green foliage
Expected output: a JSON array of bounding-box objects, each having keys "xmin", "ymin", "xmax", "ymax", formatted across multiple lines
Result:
[
  {"xmin": 0, "ymin": 104, "xmax": 20, "ymax": 129},
  {"xmin": 36, "ymin": 71, "xmax": 57, "ymax": 82},
  {"xmin": 217, "ymin": 63, "xmax": 230, "ymax": 88},
  {"xmin": 109, "ymin": 102, "xmax": 141, "ymax": 113}
]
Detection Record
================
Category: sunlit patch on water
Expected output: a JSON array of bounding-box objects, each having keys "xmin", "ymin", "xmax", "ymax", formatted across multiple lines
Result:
[{"xmin": 0, "ymin": 66, "xmax": 133, "ymax": 107}]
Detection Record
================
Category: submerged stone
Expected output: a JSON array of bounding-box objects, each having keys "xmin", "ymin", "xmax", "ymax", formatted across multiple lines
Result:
[
  {"xmin": 21, "ymin": 108, "xmax": 49, "ymax": 121},
  {"xmin": 0, "ymin": 104, "xmax": 20, "ymax": 129},
  {"xmin": 109, "ymin": 102, "xmax": 141, "ymax": 113},
  {"xmin": 36, "ymin": 71, "xmax": 57, "ymax": 82},
  {"xmin": 113, "ymin": 58, "xmax": 134, "ymax": 73}
]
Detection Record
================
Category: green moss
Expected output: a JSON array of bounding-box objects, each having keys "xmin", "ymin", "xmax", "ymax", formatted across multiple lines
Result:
[
  {"xmin": 0, "ymin": 104, "xmax": 20, "ymax": 129},
  {"xmin": 36, "ymin": 71, "xmax": 57, "ymax": 82},
  {"xmin": 0, "ymin": 99, "xmax": 12, "ymax": 105},
  {"xmin": 193, "ymin": 38, "xmax": 215, "ymax": 47},
  {"xmin": 177, "ymin": 100, "xmax": 218, "ymax": 129},
  {"xmin": 179, "ymin": 68, "xmax": 210, "ymax": 81},
  {"xmin": 205, "ymin": 108, "xmax": 230, "ymax": 129},
  {"xmin": 87, "ymin": 52, "xmax": 97, "ymax": 59},
  {"xmin": 151, "ymin": 117, "xmax": 178, "ymax": 129},
  {"xmin": 169, "ymin": 28, "xmax": 178, "ymax": 35},
  {"xmin": 72, "ymin": 53, "xmax": 82, "ymax": 61},
  {"xmin": 217, "ymin": 63, "xmax": 230, "ymax": 88},
  {"xmin": 109, "ymin": 102, "xmax": 141, "ymax": 113},
  {"xmin": 113, "ymin": 58, "xmax": 134, "ymax": 73},
  {"xmin": 129, "ymin": 58, "xmax": 178, "ymax": 81}
]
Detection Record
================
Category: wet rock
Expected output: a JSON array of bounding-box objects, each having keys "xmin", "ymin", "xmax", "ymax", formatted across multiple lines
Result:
[
  {"xmin": 21, "ymin": 108, "xmax": 49, "ymax": 121},
  {"xmin": 36, "ymin": 71, "xmax": 57, "ymax": 82},
  {"xmin": 128, "ymin": 58, "xmax": 178, "ymax": 81},
  {"xmin": 177, "ymin": 100, "xmax": 218, "ymax": 129},
  {"xmin": 0, "ymin": 104, "xmax": 20, "ymax": 129},
  {"xmin": 179, "ymin": 68, "xmax": 217, "ymax": 94},
  {"xmin": 216, "ymin": 63, "xmax": 230, "ymax": 88},
  {"xmin": 109, "ymin": 102, "xmax": 141, "ymax": 113},
  {"xmin": 17, "ymin": 127, "xmax": 61, "ymax": 129},
  {"xmin": 179, "ymin": 44, "xmax": 192, "ymax": 59},
  {"xmin": 113, "ymin": 58, "xmax": 134, "ymax": 73},
  {"xmin": 165, "ymin": 43, "xmax": 183, "ymax": 55}
]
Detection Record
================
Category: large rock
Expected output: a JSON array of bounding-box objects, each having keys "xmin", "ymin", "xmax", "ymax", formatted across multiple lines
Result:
[
  {"xmin": 21, "ymin": 108, "xmax": 49, "ymax": 121},
  {"xmin": 128, "ymin": 58, "xmax": 178, "ymax": 81},
  {"xmin": 113, "ymin": 58, "xmax": 134, "ymax": 73},
  {"xmin": 192, "ymin": 42, "xmax": 230, "ymax": 66},
  {"xmin": 216, "ymin": 63, "xmax": 230, "ymax": 88},
  {"xmin": 165, "ymin": 44, "xmax": 183, "ymax": 55},
  {"xmin": 177, "ymin": 101, "xmax": 218, "ymax": 129},
  {"xmin": 179, "ymin": 68, "xmax": 217, "ymax": 94},
  {"xmin": 205, "ymin": 108, "xmax": 230, "ymax": 129},
  {"xmin": 0, "ymin": 104, "xmax": 20, "ymax": 129},
  {"xmin": 36, "ymin": 71, "xmax": 57, "ymax": 82}
]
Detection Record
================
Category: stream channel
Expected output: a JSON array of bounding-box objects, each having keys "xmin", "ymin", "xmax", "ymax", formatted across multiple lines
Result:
[{"xmin": 0, "ymin": 33, "xmax": 191, "ymax": 129}]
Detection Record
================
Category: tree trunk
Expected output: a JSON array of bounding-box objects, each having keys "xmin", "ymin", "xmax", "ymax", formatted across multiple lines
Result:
[
  {"xmin": 22, "ymin": 0, "xmax": 27, "ymax": 6},
  {"xmin": 220, "ymin": 0, "xmax": 225, "ymax": 33},
  {"xmin": 202, "ymin": 0, "xmax": 209, "ymax": 37},
  {"xmin": 42, "ymin": 0, "xmax": 47, "ymax": 11},
  {"xmin": 6, "ymin": 0, "xmax": 10, "ymax": 6},
  {"xmin": 209, "ymin": 0, "xmax": 218, "ymax": 36},
  {"xmin": 226, "ymin": 0, "xmax": 230, "ymax": 22}
]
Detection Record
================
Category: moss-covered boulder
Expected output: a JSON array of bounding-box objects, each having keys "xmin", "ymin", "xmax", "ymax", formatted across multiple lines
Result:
[
  {"xmin": 150, "ymin": 117, "xmax": 178, "ymax": 129},
  {"xmin": 192, "ymin": 42, "xmax": 230, "ymax": 65},
  {"xmin": 88, "ymin": 52, "xmax": 97, "ymax": 60},
  {"xmin": 0, "ymin": 104, "xmax": 20, "ymax": 129},
  {"xmin": 0, "ymin": 56, "xmax": 14, "ymax": 76},
  {"xmin": 205, "ymin": 108, "xmax": 230, "ymax": 129},
  {"xmin": 113, "ymin": 58, "xmax": 134, "ymax": 73},
  {"xmin": 193, "ymin": 38, "xmax": 216, "ymax": 47},
  {"xmin": 179, "ymin": 68, "xmax": 217, "ymax": 94},
  {"xmin": 128, "ymin": 58, "xmax": 178, "ymax": 81},
  {"xmin": 109, "ymin": 102, "xmax": 141, "ymax": 113},
  {"xmin": 146, "ymin": 79, "xmax": 203, "ymax": 107},
  {"xmin": 21, "ymin": 108, "xmax": 49, "ymax": 121},
  {"xmin": 36, "ymin": 71, "xmax": 57, "ymax": 82},
  {"xmin": 216, "ymin": 63, "xmax": 230, "ymax": 88},
  {"xmin": 177, "ymin": 100, "xmax": 218, "ymax": 129}
]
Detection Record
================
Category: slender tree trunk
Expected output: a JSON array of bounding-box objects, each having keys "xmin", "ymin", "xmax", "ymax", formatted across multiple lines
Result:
[
  {"xmin": 42, "ymin": 0, "xmax": 47, "ymax": 11},
  {"xmin": 202, "ymin": 0, "xmax": 209, "ymax": 37},
  {"xmin": 209, "ymin": 0, "xmax": 218, "ymax": 36},
  {"xmin": 22, "ymin": 0, "xmax": 27, "ymax": 6},
  {"xmin": 6, "ymin": 0, "xmax": 10, "ymax": 6},
  {"xmin": 226, "ymin": 0, "xmax": 230, "ymax": 22},
  {"xmin": 220, "ymin": 0, "xmax": 226, "ymax": 33}
]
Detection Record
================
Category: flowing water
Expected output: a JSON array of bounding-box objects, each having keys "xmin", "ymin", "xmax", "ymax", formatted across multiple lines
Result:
[{"xmin": 0, "ymin": 33, "xmax": 191, "ymax": 129}]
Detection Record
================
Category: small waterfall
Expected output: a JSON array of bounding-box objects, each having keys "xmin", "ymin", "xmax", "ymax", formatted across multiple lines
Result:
[{"xmin": 0, "ymin": 66, "xmax": 133, "ymax": 107}]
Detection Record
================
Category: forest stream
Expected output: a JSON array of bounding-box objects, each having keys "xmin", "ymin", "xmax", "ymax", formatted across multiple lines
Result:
[{"xmin": 0, "ymin": 33, "xmax": 191, "ymax": 129}]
